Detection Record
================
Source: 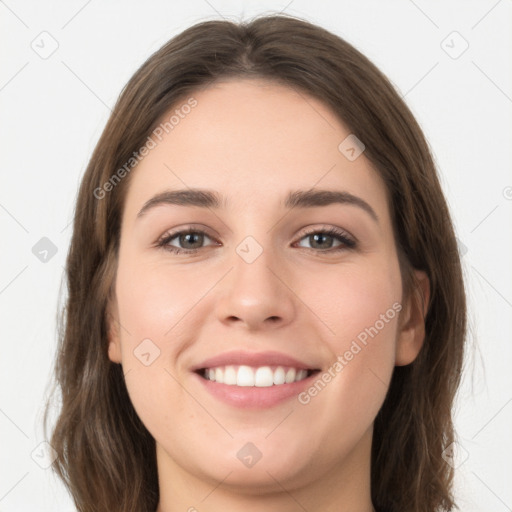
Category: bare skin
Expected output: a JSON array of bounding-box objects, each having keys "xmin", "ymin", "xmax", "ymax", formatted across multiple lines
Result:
[{"xmin": 107, "ymin": 78, "xmax": 429, "ymax": 512}]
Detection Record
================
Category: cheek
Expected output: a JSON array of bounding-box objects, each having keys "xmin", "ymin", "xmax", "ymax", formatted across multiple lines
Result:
[
  {"xmin": 116, "ymin": 244, "xmax": 402, "ymax": 371},
  {"xmin": 296, "ymin": 259, "xmax": 402, "ymax": 435},
  {"xmin": 305, "ymin": 255, "xmax": 402, "ymax": 350},
  {"xmin": 115, "ymin": 257, "xmax": 194, "ymax": 347},
  {"xmin": 113, "ymin": 258, "xmax": 195, "ymax": 439}
]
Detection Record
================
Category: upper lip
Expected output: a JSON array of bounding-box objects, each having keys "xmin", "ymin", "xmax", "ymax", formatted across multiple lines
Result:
[{"xmin": 191, "ymin": 350, "xmax": 320, "ymax": 372}]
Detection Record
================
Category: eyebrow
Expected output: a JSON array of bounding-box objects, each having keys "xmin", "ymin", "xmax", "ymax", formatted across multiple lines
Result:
[{"xmin": 136, "ymin": 188, "xmax": 379, "ymax": 223}]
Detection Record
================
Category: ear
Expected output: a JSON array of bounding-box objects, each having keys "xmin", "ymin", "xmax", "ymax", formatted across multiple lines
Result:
[
  {"xmin": 395, "ymin": 269, "xmax": 430, "ymax": 366},
  {"xmin": 106, "ymin": 294, "xmax": 122, "ymax": 364}
]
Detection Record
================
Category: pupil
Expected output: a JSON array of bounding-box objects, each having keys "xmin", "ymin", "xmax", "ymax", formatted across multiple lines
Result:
[
  {"xmin": 312, "ymin": 233, "xmax": 332, "ymax": 249},
  {"xmin": 182, "ymin": 232, "xmax": 202, "ymax": 248}
]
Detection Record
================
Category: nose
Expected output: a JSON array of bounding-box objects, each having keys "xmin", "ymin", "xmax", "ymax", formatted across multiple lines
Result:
[{"xmin": 215, "ymin": 241, "xmax": 297, "ymax": 332}]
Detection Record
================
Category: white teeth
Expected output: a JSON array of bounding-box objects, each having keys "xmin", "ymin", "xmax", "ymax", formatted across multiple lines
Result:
[
  {"xmin": 202, "ymin": 365, "xmax": 312, "ymax": 386},
  {"xmin": 273, "ymin": 366, "xmax": 285, "ymax": 385},
  {"xmin": 255, "ymin": 366, "xmax": 274, "ymax": 387},
  {"xmin": 237, "ymin": 365, "xmax": 255, "ymax": 386},
  {"xmin": 297, "ymin": 369, "xmax": 307, "ymax": 381},
  {"xmin": 223, "ymin": 365, "xmax": 237, "ymax": 385},
  {"xmin": 285, "ymin": 368, "xmax": 296, "ymax": 383}
]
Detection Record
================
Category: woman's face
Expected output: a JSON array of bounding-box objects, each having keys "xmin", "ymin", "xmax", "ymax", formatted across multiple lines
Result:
[{"xmin": 107, "ymin": 79, "xmax": 427, "ymax": 501}]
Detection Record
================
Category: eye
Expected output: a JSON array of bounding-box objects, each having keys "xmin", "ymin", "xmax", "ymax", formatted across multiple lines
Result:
[
  {"xmin": 156, "ymin": 228, "xmax": 218, "ymax": 254},
  {"xmin": 294, "ymin": 226, "xmax": 356, "ymax": 253},
  {"xmin": 156, "ymin": 225, "xmax": 356, "ymax": 255}
]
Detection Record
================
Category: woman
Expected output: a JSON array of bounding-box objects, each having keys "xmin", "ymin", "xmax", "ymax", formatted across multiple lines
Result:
[{"xmin": 45, "ymin": 14, "xmax": 467, "ymax": 512}]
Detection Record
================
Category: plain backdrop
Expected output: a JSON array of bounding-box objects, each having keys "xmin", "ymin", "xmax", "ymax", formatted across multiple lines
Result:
[{"xmin": 1, "ymin": 1, "xmax": 511, "ymax": 511}]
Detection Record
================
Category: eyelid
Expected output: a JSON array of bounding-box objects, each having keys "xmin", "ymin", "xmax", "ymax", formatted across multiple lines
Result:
[
  {"xmin": 157, "ymin": 223, "xmax": 355, "ymax": 240},
  {"xmin": 156, "ymin": 224, "xmax": 217, "ymax": 244},
  {"xmin": 298, "ymin": 224, "xmax": 356, "ymax": 244}
]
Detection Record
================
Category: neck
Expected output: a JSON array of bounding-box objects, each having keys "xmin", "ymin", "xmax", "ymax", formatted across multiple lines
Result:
[{"xmin": 155, "ymin": 426, "xmax": 375, "ymax": 512}]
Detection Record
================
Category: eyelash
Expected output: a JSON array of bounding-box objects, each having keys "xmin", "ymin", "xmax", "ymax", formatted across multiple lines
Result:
[{"xmin": 156, "ymin": 226, "xmax": 357, "ymax": 255}]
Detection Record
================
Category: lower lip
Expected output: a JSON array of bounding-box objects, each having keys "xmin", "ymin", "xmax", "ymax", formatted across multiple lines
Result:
[{"xmin": 193, "ymin": 371, "xmax": 319, "ymax": 409}]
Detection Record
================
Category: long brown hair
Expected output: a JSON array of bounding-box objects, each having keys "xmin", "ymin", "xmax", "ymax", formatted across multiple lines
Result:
[{"xmin": 44, "ymin": 14, "xmax": 467, "ymax": 512}]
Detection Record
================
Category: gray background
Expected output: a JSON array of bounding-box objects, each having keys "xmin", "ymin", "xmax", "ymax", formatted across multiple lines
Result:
[{"xmin": 1, "ymin": 0, "xmax": 511, "ymax": 510}]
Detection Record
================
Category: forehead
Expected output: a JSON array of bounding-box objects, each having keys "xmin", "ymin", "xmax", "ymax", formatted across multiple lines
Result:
[{"xmin": 122, "ymin": 78, "xmax": 389, "ymax": 221}]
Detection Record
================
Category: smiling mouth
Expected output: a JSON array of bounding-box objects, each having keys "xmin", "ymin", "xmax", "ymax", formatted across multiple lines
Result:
[{"xmin": 196, "ymin": 365, "xmax": 320, "ymax": 387}]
